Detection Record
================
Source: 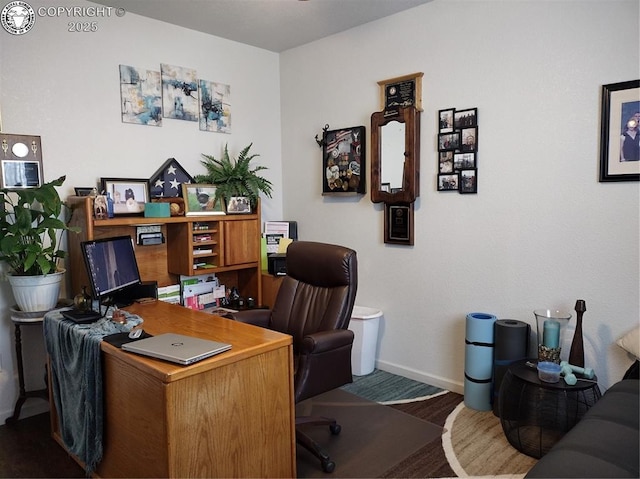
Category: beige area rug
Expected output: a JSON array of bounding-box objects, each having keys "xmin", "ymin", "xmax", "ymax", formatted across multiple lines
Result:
[{"xmin": 443, "ymin": 402, "xmax": 538, "ymax": 478}]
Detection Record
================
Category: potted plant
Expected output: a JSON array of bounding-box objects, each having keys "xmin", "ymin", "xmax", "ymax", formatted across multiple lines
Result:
[
  {"xmin": 194, "ymin": 143, "xmax": 273, "ymax": 212},
  {"xmin": 0, "ymin": 175, "xmax": 79, "ymax": 312}
]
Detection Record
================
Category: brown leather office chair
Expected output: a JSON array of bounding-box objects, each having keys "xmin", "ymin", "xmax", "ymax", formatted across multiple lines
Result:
[{"xmin": 233, "ymin": 240, "xmax": 357, "ymax": 473}]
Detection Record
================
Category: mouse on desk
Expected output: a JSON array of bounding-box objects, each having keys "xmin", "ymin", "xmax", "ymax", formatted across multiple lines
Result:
[{"xmin": 128, "ymin": 328, "xmax": 144, "ymax": 340}]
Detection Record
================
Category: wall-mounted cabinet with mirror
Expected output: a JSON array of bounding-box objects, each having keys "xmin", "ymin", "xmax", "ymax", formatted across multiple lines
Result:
[{"xmin": 370, "ymin": 106, "xmax": 421, "ymax": 205}]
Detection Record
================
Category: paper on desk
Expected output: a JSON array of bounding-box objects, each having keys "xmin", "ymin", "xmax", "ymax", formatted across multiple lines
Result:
[{"xmin": 277, "ymin": 238, "xmax": 293, "ymax": 253}]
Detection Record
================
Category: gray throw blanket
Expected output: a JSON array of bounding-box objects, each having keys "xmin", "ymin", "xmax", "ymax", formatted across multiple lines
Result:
[{"xmin": 43, "ymin": 307, "xmax": 143, "ymax": 475}]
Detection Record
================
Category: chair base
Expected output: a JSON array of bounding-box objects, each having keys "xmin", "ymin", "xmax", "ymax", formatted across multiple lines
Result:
[{"xmin": 296, "ymin": 416, "xmax": 342, "ymax": 473}]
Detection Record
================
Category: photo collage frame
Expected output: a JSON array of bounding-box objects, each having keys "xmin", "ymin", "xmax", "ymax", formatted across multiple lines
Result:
[{"xmin": 437, "ymin": 107, "xmax": 478, "ymax": 194}]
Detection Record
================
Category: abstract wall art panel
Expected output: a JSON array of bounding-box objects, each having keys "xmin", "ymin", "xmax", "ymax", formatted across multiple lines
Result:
[
  {"xmin": 199, "ymin": 79, "xmax": 231, "ymax": 133},
  {"xmin": 119, "ymin": 65, "xmax": 162, "ymax": 126},
  {"xmin": 161, "ymin": 64, "xmax": 199, "ymax": 122}
]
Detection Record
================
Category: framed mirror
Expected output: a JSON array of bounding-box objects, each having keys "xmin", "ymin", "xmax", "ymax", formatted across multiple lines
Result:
[{"xmin": 370, "ymin": 106, "xmax": 420, "ymax": 204}]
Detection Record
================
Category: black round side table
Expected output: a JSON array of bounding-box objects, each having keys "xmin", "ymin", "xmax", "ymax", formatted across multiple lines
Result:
[{"xmin": 498, "ymin": 358, "xmax": 601, "ymax": 458}]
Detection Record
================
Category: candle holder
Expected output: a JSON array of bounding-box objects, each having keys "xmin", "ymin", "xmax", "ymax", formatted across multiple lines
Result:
[{"xmin": 534, "ymin": 309, "xmax": 571, "ymax": 363}]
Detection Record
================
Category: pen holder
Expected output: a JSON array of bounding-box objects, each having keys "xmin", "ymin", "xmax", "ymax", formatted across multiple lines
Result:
[{"xmin": 534, "ymin": 309, "xmax": 571, "ymax": 364}]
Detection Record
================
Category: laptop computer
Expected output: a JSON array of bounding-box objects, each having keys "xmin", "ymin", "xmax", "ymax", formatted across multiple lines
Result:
[{"xmin": 121, "ymin": 333, "xmax": 231, "ymax": 365}]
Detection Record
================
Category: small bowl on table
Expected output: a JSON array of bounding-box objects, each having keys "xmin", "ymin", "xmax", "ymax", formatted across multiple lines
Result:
[{"xmin": 537, "ymin": 361, "xmax": 561, "ymax": 383}]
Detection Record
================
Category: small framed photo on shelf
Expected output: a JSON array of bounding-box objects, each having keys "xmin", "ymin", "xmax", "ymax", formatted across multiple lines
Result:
[
  {"xmin": 439, "ymin": 108, "xmax": 455, "ymax": 133},
  {"xmin": 437, "ymin": 173, "xmax": 459, "ymax": 191},
  {"xmin": 438, "ymin": 132, "xmax": 460, "ymax": 151},
  {"xmin": 226, "ymin": 196, "xmax": 251, "ymax": 214},
  {"xmin": 454, "ymin": 152, "xmax": 476, "ymax": 170},
  {"xmin": 599, "ymin": 79, "xmax": 640, "ymax": 182},
  {"xmin": 459, "ymin": 169, "xmax": 478, "ymax": 194},
  {"xmin": 454, "ymin": 108, "xmax": 477, "ymax": 129},
  {"xmin": 100, "ymin": 177, "xmax": 149, "ymax": 215},
  {"xmin": 74, "ymin": 187, "xmax": 95, "ymax": 196},
  {"xmin": 182, "ymin": 184, "xmax": 225, "ymax": 215}
]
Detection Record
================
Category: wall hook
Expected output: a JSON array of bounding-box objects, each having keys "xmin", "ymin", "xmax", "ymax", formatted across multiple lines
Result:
[{"xmin": 315, "ymin": 124, "xmax": 329, "ymax": 148}]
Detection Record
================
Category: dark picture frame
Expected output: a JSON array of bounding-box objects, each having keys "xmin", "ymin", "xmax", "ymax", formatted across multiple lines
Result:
[
  {"xmin": 439, "ymin": 151, "xmax": 454, "ymax": 173},
  {"xmin": 322, "ymin": 125, "xmax": 365, "ymax": 195},
  {"xmin": 438, "ymin": 132, "xmax": 460, "ymax": 151},
  {"xmin": 459, "ymin": 169, "xmax": 478, "ymax": 194},
  {"xmin": 599, "ymin": 80, "xmax": 640, "ymax": 182},
  {"xmin": 438, "ymin": 173, "xmax": 459, "ymax": 191},
  {"xmin": 461, "ymin": 127, "xmax": 478, "ymax": 152},
  {"xmin": 384, "ymin": 202, "xmax": 414, "ymax": 246},
  {"xmin": 100, "ymin": 177, "xmax": 149, "ymax": 215},
  {"xmin": 454, "ymin": 108, "xmax": 477, "ymax": 129},
  {"xmin": 454, "ymin": 152, "xmax": 475, "ymax": 170},
  {"xmin": 438, "ymin": 108, "xmax": 455, "ymax": 133},
  {"xmin": 378, "ymin": 72, "xmax": 424, "ymax": 111},
  {"xmin": 74, "ymin": 187, "xmax": 95, "ymax": 196}
]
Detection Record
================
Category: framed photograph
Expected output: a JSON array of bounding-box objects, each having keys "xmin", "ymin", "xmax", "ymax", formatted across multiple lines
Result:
[
  {"xmin": 438, "ymin": 132, "xmax": 460, "ymax": 151},
  {"xmin": 454, "ymin": 108, "xmax": 477, "ymax": 129},
  {"xmin": 461, "ymin": 127, "xmax": 477, "ymax": 152},
  {"xmin": 454, "ymin": 152, "xmax": 476, "ymax": 170},
  {"xmin": 437, "ymin": 173, "xmax": 459, "ymax": 191},
  {"xmin": 226, "ymin": 196, "xmax": 251, "ymax": 214},
  {"xmin": 378, "ymin": 72, "xmax": 424, "ymax": 111},
  {"xmin": 439, "ymin": 151, "xmax": 454, "ymax": 173},
  {"xmin": 322, "ymin": 125, "xmax": 365, "ymax": 195},
  {"xmin": 182, "ymin": 184, "xmax": 225, "ymax": 215},
  {"xmin": 100, "ymin": 177, "xmax": 149, "ymax": 215},
  {"xmin": 599, "ymin": 80, "xmax": 640, "ymax": 182},
  {"xmin": 439, "ymin": 108, "xmax": 455, "ymax": 133},
  {"xmin": 459, "ymin": 169, "xmax": 478, "ymax": 194},
  {"xmin": 74, "ymin": 187, "xmax": 94, "ymax": 196}
]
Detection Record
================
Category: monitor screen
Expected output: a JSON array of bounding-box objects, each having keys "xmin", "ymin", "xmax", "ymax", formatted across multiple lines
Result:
[{"xmin": 81, "ymin": 236, "xmax": 142, "ymax": 298}]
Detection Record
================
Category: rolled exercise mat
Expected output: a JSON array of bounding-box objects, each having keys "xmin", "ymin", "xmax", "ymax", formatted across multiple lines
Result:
[
  {"xmin": 464, "ymin": 312, "xmax": 497, "ymax": 411},
  {"xmin": 492, "ymin": 319, "xmax": 530, "ymax": 416}
]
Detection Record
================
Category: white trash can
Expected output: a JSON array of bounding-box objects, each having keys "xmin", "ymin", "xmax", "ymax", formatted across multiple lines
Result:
[{"xmin": 348, "ymin": 305, "xmax": 383, "ymax": 376}]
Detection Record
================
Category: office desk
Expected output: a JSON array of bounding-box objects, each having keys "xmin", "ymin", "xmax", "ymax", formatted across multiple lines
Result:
[{"xmin": 49, "ymin": 301, "xmax": 295, "ymax": 478}]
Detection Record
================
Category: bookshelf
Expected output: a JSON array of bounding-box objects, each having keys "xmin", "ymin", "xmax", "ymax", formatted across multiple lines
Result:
[{"xmin": 66, "ymin": 196, "xmax": 262, "ymax": 306}]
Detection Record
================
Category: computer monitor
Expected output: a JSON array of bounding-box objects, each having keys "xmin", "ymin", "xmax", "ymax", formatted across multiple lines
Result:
[{"xmin": 81, "ymin": 235, "xmax": 142, "ymax": 302}]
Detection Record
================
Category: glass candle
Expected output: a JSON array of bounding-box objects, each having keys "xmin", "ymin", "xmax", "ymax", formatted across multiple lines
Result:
[{"xmin": 534, "ymin": 309, "xmax": 571, "ymax": 363}]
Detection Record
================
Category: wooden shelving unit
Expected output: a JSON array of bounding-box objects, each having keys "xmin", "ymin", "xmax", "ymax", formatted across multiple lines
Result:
[{"xmin": 66, "ymin": 196, "xmax": 262, "ymax": 305}]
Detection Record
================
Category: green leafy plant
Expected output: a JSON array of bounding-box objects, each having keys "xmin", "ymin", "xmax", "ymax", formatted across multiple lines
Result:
[
  {"xmin": 194, "ymin": 143, "xmax": 273, "ymax": 208},
  {"xmin": 0, "ymin": 176, "xmax": 79, "ymax": 276}
]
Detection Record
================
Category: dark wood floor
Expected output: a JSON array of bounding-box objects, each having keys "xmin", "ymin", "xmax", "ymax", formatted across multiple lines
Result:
[{"xmin": 0, "ymin": 412, "xmax": 84, "ymax": 478}]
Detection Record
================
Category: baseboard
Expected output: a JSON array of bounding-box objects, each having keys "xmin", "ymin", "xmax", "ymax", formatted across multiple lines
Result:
[{"xmin": 375, "ymin": 359, "xmax": 464, "ymax": 395}]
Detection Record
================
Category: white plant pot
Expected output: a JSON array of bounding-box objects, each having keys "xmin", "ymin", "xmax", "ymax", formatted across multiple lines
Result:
[{"xmin": 8, "ymin": 269, "xmax": 65, "ymax": 312}]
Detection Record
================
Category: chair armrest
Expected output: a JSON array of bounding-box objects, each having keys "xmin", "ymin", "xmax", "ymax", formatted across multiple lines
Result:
[
  {"xmin": 301, "ymin": 329, "xmax": 354, "ymax": 355},
  {"xmin": 295, "ymin": 329, "xmax": 355, "ymax": 403},
  {"xmin": 231, "ymin": 309, "xmax": 271, "ymax": 328}
]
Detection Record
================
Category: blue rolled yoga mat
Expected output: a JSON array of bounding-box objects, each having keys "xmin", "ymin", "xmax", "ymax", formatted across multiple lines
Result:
[{"xmin": 464, "ymin": 312, "xmax": 497, "ymax": 411}]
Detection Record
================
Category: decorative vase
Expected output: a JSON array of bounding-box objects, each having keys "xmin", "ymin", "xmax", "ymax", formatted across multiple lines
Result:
[
  {"xmin": 8, "ymin": 270, "xmax": 65, "ymax": 312},
  {"xmin": 569, "ymin": 299, "xmax": 586, "ymax": 367},
  {"xmin": 534, "ymin": 309, "xmax": 571, "ymax": 364}
]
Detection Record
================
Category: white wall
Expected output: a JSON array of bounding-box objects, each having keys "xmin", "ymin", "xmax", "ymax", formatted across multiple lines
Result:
[
  {"xmin": 280, "ymin": 0, "xmax": 639, "ymax": 392},
  {"xmin": 0, "ymin": 0, "xmax": 283, "ymax": 422}
]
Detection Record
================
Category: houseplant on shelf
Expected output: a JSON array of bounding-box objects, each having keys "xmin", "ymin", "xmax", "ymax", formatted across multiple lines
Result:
[
  {"xmin": 194, "ymin": 143, "xmax": 273, "ymax": 213},
  {"xmin": 0, "ymin": 175, "xmax": 79, "ymax": 312}
]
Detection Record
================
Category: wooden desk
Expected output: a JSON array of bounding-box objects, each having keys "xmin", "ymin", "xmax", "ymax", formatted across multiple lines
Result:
[{"xmin": 50, "ymin": 301, "xmax": 296, "ymax": 478}]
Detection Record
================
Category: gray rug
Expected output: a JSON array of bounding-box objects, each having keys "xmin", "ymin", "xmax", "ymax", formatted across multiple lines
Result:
[
  {"xmin": 341, "ymin": 369, "xmax": 444, "ymax": 403},
  {"xmin": 296, "ymin": 388, "xmax": 443, "ymax": 478}
]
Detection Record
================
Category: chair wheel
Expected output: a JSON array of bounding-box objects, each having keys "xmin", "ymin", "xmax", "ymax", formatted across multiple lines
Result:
[
  {"xmin": 329, "ymin": 423, "xmax": 341, "ymax": 435},
  {"xmin": 322, "ymin": 459, "xmax": 336, "ymax": 473}
]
